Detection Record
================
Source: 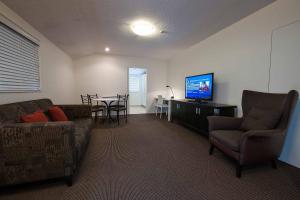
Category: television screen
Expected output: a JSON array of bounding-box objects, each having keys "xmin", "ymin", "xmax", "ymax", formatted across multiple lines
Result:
[{"xmin": 185, "ymin": 73, "xmax": 214, "ymax": 100}]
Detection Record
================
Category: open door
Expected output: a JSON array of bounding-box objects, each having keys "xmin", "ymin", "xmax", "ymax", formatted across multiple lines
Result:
[{"xmin": 128, "ymin": 68, "xmax": 147, "ymax": 114}]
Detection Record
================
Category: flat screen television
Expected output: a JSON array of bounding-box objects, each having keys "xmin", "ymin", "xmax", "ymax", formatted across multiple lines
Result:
[{"xmin": 185, "ymin": 73, "xmax": 214, "ymax": 101}]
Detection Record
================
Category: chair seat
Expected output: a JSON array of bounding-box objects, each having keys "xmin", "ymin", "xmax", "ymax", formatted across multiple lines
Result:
[
  {"xmin": 155, "ymin": 104, "xmax": 168, "ymax": 108},
  {"xmin": 109, "ymin": 105, "xmax": 125, "ymax": 108},
  {"xmin": 210, "ymin": 130, "xmax": 244, "ymax": 151},
  {"xmin": 91, "ymin": 105, "xmax": 106, "ymax": 112},
  {"xmin": 109, "ymin": 106, "xmax": 126, "ymax": 111}
]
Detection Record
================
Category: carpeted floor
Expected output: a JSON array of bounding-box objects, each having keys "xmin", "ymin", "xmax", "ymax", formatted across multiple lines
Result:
[{"xmin": 1, "ymin": 114, "xmax": 300, "ymax": 200}]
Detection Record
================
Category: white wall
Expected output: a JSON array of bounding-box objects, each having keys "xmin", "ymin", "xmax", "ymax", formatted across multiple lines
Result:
[
  {"xmin": 167, "ymin": 0, "xmax": 300, "ymax": 167},
  {"xmin": 74, "ymin": 54, "xmax": 167, "ymax": 112},
  {"xmin": 0, "ymin": 2, "xmax": 76, "ymax": 105},
  {"xmin": 270, "ymin": 20, "xmax": 300, "ymax": 168}
]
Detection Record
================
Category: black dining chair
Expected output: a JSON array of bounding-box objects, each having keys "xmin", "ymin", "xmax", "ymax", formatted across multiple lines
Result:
[
  {"xmin": 85, "ymin": 94, "xmax": 106, "ymax": 121},
  {"xmin": 81, "ymin": 94, "xmax": 89, "ymax": 105},
  {"xmin": 109, "ymin": 94, "xmax": 129, "ymax": 125}
]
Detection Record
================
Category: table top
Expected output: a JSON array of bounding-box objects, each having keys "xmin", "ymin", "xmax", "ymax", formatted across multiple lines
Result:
[
  {"xmin": 93, "ymin": 97, "xmax": 118, "ymax": 101},
  {"xmin": 154, "ymin": 97, "xmax": 172, "ymax": 101}
]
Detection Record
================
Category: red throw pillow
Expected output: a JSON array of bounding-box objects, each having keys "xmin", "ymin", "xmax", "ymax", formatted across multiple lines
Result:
[
  {"xmin": 21, "ymin": 111, "xmax": 49, "ymax": 123},
  {"xmin": 49, "ymin": 106, "xmax": 69, "ymax": 121}
]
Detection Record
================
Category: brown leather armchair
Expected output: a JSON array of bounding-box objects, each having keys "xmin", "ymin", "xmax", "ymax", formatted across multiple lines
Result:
[{"xmin": 208, "ymin": 90, "xmax": 299, "ymax": 178}]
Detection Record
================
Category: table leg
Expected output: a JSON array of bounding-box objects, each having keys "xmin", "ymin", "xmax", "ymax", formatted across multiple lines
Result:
[
  {"xmin": 101, "ymin": 101, "xmax": 110, "ymax": 121},
  {"xmin": 108, "ymin": 101, "xmax": 116, "ymax": 122},
  {"xmin": 168, "ymin": 100, "xmax": 171, "ymax": 122}
]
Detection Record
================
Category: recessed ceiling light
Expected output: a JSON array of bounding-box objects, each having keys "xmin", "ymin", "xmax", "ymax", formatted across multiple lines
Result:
[
  {"xmin": 130, "ymin": 20, "xmax": 157, "ymax": 37},
  {"xmin": 105, "ymin": 47, "xmax": 110, "ymax": 52}
]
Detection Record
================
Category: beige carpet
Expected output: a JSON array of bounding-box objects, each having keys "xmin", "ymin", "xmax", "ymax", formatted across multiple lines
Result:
[{"xmin": 1, "ymin": 114, "xmax": 299, "ymax": 200}]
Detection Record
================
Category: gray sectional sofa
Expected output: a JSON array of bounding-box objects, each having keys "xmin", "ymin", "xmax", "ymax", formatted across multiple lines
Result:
[{"xmin": 0, "ymin": 99, "xmax": 93, "ymax": 186}]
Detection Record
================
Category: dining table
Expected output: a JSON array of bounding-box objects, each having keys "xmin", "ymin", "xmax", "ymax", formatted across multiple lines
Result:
[{"xmin": 92, "ymin": 96, "xmax": 119, "ymax": 121}]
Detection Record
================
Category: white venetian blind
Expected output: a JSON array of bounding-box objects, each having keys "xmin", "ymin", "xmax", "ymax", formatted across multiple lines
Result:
[
  {"xmin": 0, "ymin": 22, "xmax": 40, "ymax": 92},
  {"xmin": 129, "ymin": 76, "xmax": 140, "ymax": 92}
]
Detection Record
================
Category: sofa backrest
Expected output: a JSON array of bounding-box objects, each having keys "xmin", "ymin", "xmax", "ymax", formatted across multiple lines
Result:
[{"xmin": 0, "ymin": 99, "xmax": 53, "ymax": 124}]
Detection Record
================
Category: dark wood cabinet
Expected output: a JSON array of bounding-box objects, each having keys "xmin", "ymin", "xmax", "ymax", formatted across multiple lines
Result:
[{"xmin": 171, "ymin": 100, "xmax": 237, "ymax": 135}]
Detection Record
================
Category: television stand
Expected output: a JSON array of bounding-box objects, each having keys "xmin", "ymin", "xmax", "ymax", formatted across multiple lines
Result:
[
  {"xmin": 188, "ymin": 99, "xmax": 210, "ymax": 103},
  {"xmin": 171, "ymin": 99, "xmax": 237, "ymax": 135}
]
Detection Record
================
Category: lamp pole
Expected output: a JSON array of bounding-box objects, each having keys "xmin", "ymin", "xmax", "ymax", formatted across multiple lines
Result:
[{"xmin": 166, "ymin": 85, "xmax": 174, "ymax": 99}]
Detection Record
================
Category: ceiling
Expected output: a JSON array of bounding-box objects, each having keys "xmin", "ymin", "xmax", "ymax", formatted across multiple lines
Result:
[{"xmin": 1, "ymin": 0, "xmax": 275, "ymax": 60}]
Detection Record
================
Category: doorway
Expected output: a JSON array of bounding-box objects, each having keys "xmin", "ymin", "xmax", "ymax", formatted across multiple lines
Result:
[{"xmin": 128, "ymin": 68, "xmax": 147, "ymax": 114}]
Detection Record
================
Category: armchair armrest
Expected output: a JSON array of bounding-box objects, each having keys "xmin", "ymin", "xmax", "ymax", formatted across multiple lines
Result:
[
  {"xmin": 207, "ymin": 116, "xmax": 243, "ymax": 131},
  {"xmin": 239, "ymin": 129, "xmax": 284, "ymax": 165},
  {"xmin": 0, "ymin": 122, "xmax": 76, "ymax": 186},
  {"xmin": 57, "ymin": 104, "xmax": 92, "ymax": 119},
  {"xmin": 242, "ymin": 129, "xmax": 283, "ymax": 138}
]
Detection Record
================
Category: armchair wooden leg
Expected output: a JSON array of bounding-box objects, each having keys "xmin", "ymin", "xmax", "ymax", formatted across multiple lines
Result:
[
  {"xmin": 236, "ymin": 163, "xmax": 242, "ymax": 178},
  {"xmin": 66, "ymin": 175, "xmax": 73, "ymax": 187},
  {"xmin": 271, "ymin": 159, "xmax": 277, "ymax": 169},
  {"xmin": 209, "ymin": 144, "xmax": 214, "ymax": 155}
]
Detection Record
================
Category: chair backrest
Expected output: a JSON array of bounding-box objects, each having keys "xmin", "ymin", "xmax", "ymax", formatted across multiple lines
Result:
[
  {"xmin": 87, "ymin": 94, "xmax": 99, "ymax": 106},
  {"xmin": 124, "ymin": 94, "xmax": 129, "ymax": 108},
  {"xmin": 81, "ymin": 95, "xmax": 90, "ymax": 105},
  {"xmin": 241, "ymin": 90, "xmax": 299, "ymax": 129},
  {"xmin": 116, "ymin": 94, "xmax": 129, "ymax": 108},
  {"xmin": 157, "ymin": 95, "xmax": 163, "ymax": 106}
]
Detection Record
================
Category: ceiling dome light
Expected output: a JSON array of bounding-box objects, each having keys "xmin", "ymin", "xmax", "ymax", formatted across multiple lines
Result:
[
  {"xmin": 130, "ymin": 20, "xmax": 157, "ymax": 37},
  {"xmin": 105, "ymin": 47, "xmax": 110, "ymax": 52}
]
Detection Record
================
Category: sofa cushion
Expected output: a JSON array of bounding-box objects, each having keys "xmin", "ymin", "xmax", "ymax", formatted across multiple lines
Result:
[
  {"xmin": 240, "ymin": 107, "xmax": 282, "ymax": 131},
  {"xmin": 49, "ymin": 106, "xmax": 69, "ymax": 121},
  {"xmin": 210, "ymin": 130, "xmax": 244, "ymax": 151},
  {"xmin": 21, "ymin": 111, "xmax": 49, "ymax": 123}
]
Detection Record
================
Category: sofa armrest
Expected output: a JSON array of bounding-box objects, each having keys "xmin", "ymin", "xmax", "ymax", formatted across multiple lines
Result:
[
  {"xmin": 207, "ymin": 116, "xmax": 243, "ymax": 132},
  {"xmin": 57, "ymin": 104, "xmax": 92, "ymax": 119},
  {"xmin": 239, "ymin": 129, "xmax": 284, "ymax": 165},
  {"xmin": 0, "ymin": 122, "xmax": 76, "ymax": 186}
]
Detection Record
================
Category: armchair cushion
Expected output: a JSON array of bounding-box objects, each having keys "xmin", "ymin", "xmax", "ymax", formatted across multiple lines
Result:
[
  {"xmin": 240, "ymin": 107, "xmax": 281, "ymax": 131},
  {"xmin": 210, "ymin": 130, "xmax": 244, "ymax": 151}
]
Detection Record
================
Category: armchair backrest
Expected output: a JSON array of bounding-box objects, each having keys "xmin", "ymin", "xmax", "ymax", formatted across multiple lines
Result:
[{"xmin": 241, "ymin": 90, "xmax": 299, "ymax": 130}]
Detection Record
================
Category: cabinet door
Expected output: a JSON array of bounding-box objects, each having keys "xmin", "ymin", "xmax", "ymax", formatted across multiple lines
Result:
[
  {"xmin": 171, "ymin": 101, "xmax": 178, "ymax": 119},
  {"xmin": 195, "ymin": 106, "xmax": 214, "ymax": 132},
  {"xmin": 178, "ymin": 102, "xmax": 187, "ymax": 121},
  {"xmin": 192, "ymin": 106, "xmax": 203, "ymax": 130},
  {"xmin": 172, "ymin": 101, "xmax": 185, "ymax": 121},
  {"xmin": 186, "ymin": 104, "xmax": 198, "ymax": 125}
]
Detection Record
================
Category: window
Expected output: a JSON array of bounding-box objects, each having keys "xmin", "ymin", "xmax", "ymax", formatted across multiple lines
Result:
[
  {"xmin": 129, "ymin": 76, "xmax": 140, "ymax": 92},
  {"xmin": 0, "ymin": 20, "xmax": 40, "ymax": 92}
]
